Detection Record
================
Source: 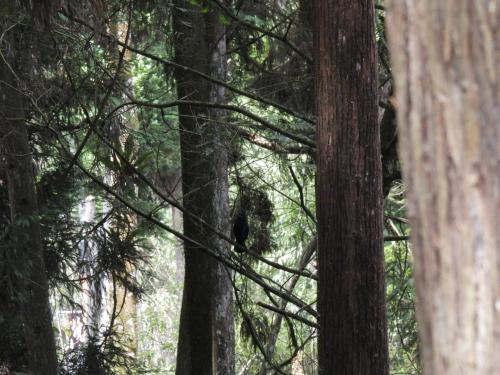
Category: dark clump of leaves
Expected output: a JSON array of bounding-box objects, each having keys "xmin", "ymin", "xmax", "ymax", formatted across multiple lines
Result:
[
  {"xmin": 237, "ymin": 186, "xmax": 274, "ymax": 255},
  {"xmin": 37, "ymin": 168, "xmax": 82, "ymax": 282},
  {"xmin": 59, "ymin": 337, "xmax": 145, "ymax": 375}
]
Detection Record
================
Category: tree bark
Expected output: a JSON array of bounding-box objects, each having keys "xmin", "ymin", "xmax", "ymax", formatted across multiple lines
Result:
[
  {"xmin": 385, "ymin": 2, "xmax": 500, "ymax": 374},
  {"xmin": 313, "ymin": 1, "xmax": 389, "ymax": 374},
  {"xmin": 173, "ymin": 1, "xmax": 234, "ymax": 374},
  {"xmin": 208, "ymin": 6, "xmax": 236, "ymax": 375},
  {"xmin": 0, "ymin": 10, "xmax": 58, "ymax": 374}
]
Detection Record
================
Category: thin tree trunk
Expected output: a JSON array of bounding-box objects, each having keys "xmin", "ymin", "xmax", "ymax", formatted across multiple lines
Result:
[
  {"xmin": 208, "ymin": 6, "xmax": 235, "ymax": 375},
  {"xmin": 112, "ymin": 19, "xmax": 139, "ymax": 359},
  {"xmin": 313, "ymin": 1, "xmax": 389, "ymax": 374},
  {"xmin": 258, "ymin": 237, "xmax": 316, "ymax": 375},
  {"xmin": 79, "ymin": 195, "xmax": 104, "ymax": 344},
  {"xmin": 0, "ymin": 13, "xmax": 58, "ymax": 374},
  {"xmin": 173, "ymin": 1, "xmax": 234, "ymax": 374},
  {"xmin": 385, "ymin": 2, "xmax": 500, "ymax": 374}
]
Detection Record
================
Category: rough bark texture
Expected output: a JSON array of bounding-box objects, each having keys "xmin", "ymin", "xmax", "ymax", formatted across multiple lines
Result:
[
  {"xmin": 313, "ymin": 1, "xmax": 389, "ymax": 374},
  {"xmin": 208, "ymin": 7, "xmax": 236, "ymax": 375},
  {"xmin": 0, "ymin": 9, "xmax": 58, "ymax": 373},
  {"xmin": 173, "ymin": 1, "xmax": 234, "ymax": 374},
  {"xmin": 385, "ymin": 2, "xmax": 500, "ymax": 374}
]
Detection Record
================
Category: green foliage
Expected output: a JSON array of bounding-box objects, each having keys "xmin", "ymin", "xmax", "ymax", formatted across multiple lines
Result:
[{"xmin": 385, "ymin": 184, "xmax": 420, "ymax": 374}]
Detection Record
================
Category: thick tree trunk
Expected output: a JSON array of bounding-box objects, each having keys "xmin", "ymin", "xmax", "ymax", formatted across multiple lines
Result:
[
  {"xmin": 313, "ymin": 1, "xmax": 389, "ymax": 374},
  {"xmin": 0, "ymin": 15, "xmax": 58, "ymax": 374},
  {"xmin": 385, "ymin": 2, "xmax": 500, "ymax": 374},
  {"xmin": 173, "ymin": 2, "xmax": 234, "ymax": 374}
]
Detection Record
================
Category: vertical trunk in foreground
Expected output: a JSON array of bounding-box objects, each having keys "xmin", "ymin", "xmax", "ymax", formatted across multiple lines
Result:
[
  {"xmin": 385, "ymin": 2, "xmax": 500, "ymax": 374},
  {"xmin": 173, "ymin": 1, "xmax": 234, "ymax": 374},
  {"xmin": 0, "ymin": 9, "xmax": 58, "ymax": 374},
  {"xmin": 208, "ymin": 7, "xmax": 236, "ymax": 375},
  {"xmin": 313, "ymin": 1, "xmax": 389, "ymax": 374}
]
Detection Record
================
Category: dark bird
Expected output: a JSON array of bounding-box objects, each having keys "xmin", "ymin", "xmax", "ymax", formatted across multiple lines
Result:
[{"xmin": 233, "ymin": 209, "xmax": 249, "ymax": 253}]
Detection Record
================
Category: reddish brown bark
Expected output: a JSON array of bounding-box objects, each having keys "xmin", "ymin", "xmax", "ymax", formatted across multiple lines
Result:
[
  {"xmin": 385, "ymin": 2, "xmax": 500, "ymax": 374},
  {"xmin": 313, "ymin": 1, "xmax": 389, "ymax": 374}
]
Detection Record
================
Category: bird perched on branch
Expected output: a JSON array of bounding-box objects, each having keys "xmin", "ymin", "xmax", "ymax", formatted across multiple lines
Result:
[{"xmin": 233, "ymin": 209, "xmax": 249, "ymax": 253}]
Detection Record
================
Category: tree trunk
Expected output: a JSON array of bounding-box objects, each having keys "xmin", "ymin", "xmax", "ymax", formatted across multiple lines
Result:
[
  {"xmin": 385, "ymin": 2, "xmax": 500, "ymax": 374},
  {"xmin": 313, "ymin": 1, "xmax": 389, "ymax": 374},
  {"xmin": 0, "ymin": 12, "xmax": 58, "ymax": 374},
  {"xmin": 208, "ymin": 7, "xmax": 236, "ymax": 375},
  {"xmin": 111, "ymin": 19, "xmax": 139, "ymax": 359},
  {"xmin": 258, "ymin": 237, "xmax": 316, "ymax": 375},
  {"xmin": 79, "ymin": 195, "xmax": 104, "ymax": 344},
  {"xmin": 173, "ymin": 1, "xmax": 234, "ymax": 374}
]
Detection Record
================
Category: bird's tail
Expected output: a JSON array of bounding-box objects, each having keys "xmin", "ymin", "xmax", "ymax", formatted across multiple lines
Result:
[{"xmin": 234, "ymin": 240, "xmax": 247, "ymax": 253}]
